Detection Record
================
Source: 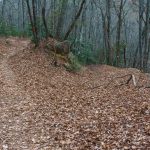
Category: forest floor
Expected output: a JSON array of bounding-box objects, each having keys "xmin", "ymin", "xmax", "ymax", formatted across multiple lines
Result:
[{"xmin": 0, "ymin": 37, "xmax": 150, "ymax": 150}]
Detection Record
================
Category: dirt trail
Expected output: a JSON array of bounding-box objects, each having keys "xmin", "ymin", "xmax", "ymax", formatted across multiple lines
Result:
[{"xmin": 0, "ymin": 38, "xmax": 31, "ymax": 149}]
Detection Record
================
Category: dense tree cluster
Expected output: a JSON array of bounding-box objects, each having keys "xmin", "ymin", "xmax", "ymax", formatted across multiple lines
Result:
[{"xmin": 0, "ymin": 0, "xmax": 149, "ymax": 71}]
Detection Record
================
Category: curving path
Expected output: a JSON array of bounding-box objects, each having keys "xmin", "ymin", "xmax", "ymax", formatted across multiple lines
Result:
[{"xmin": 0, "ymin": 38, "xmax": 31, "ymax": 149}]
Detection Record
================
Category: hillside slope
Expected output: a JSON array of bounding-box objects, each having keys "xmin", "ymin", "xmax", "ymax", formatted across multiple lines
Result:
[{"xmin": 0, "ymin": 37, "xmax": 150, "ymax": 150}]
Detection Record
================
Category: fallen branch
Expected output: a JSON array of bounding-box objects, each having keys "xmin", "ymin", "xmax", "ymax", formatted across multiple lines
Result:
[
  {"xmin": 144, "ymin": 86, "xmax": 150, "ymax": 89},
  {"xmin": 132, "ymin": 75, "xmax": 137, "ymax": 86},
  {"xmin": 87, "ymin": 73, "xmax": 150, "ymax": 91},
  {"xmin": 136, "ymin": 85, "xmax": 150, "ymax": 89},
  {"xmin": 88, "ymin": 74, "xmax": 134, "ymax": 90}
]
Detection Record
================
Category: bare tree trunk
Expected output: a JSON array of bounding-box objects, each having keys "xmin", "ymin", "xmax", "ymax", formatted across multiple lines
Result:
[
  {"xmin": 133, "ymin": 24, "xmax": 147, "ymax": 68},
  {"xmin": 32, "ymin": 0, "xmax": 39, "ymax": 45},
  {"xmin": 145, "ymin": 38, "xmax": 150, "ymax": 71},
  {"xmin": 64, "ymin": 0, "xmax": 86, "ymax": 40},
  {"xmin": 116, "ymin": 0, "xmax": 124, "ymax": 66},
  {"xmin": 138, "ymin": 0, "xmax": 144, "ymax": 68},
  {"xmin": 56, "ymin": 0, "xmax": 68, "ymax": 39},
  {"xmin": 1, "ymin": 0, "xmax": 6, "ymax": 20},
  {"xmin": 42, "ymin": 0, "xmax": 53, "ymax": 39},
  {"xmin": 22, "ymin": 0, "xmax": 25, "ymax": 31},
  {"xmin": 26, "ymin": 0, "xmax": 35, "ymax": 34},
  {"xmin": 143, "ymin": 0, "xmax": 150, "ymax": 70},
  {"xmin": 26, "ymin": 0, "xmax": 39, "ymax": 46},
  {"xmin": 18, "ymin": 0, "xmax": 21, "ymax": 30},
  {"xmin": 106, "ymin": 0, "xmax": 112, "ymax": 65}
]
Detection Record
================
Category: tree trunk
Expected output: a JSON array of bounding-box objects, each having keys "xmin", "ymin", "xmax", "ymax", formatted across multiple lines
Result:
[
  {"xmin": 143, "ymin": 0, "xmax": 150, "ymax": 70},
  {"xmin": 64, "ymin": 0, "xmax": 86, "ymax": 40},
  {"xmin": 106, "ymin": 0, "xmax": 112, "ymax": 65},
  {"xmin": 1, "ymin": 0, "xmax": 6, "ymax": 20},
  {"xmin": 22, "ymin": 0, "xmax": 25, "ymax": 31},
  {"xmin": 26, "ymin": 0, "xmax": 35, "ymax": 36},
  {"xmin": 138, "ymin": 0, "xmax": 144, "ymax": 68},
  {"xmin": 116, "ymin": 0, "xmax": 124, "ymax": 66},
  {"xmin": 26, "ymin": 0, "xmax": 39, "ymax": 46},
  {"xmin": 32, "ymin": 0, "xmax": 39, "ymax": 45},
  {"xmin": 42, "ymin": 0, "xmax": 53, "ymax": 39},
  {"xmin": 56, "ymin": 0, "xmax": 68, "ymax": 39}
]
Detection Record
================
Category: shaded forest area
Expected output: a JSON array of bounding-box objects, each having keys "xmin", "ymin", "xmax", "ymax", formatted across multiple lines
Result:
[{"xmin": 0, "ymin": 0, "xmax": 149, "ymax": 71}]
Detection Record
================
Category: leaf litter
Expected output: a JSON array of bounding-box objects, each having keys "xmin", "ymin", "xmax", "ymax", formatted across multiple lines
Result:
[{"xmin": 0, "ymin": 37, "xmax": 150, "ymax": 150}]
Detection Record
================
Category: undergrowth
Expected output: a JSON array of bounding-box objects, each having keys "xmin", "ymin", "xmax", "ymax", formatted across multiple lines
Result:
[{"xmin": 65, "ymin": 52, "xmax": 82, "ymax": 72}]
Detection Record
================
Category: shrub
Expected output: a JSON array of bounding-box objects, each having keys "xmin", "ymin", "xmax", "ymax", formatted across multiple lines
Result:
[
  {"xmin": 64, "ymin": 52, "xmax": 82, "ymax": 72},
  {"xmin": 71, "ymin": 40, "xmax": 99, "ymax": 65},
  {"xmin": 0, "ymin": 20, "xmax": 23, "ymax": 37}
]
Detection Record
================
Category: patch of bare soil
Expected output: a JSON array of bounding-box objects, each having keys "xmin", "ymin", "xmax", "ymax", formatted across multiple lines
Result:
[{"xmin": 0, "ymin": 37, "xmax": 150, "ymax": 150}]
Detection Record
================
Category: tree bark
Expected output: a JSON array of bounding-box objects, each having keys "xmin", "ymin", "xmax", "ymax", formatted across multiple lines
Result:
[
  {"xmin": 56, "ymin": 0, "xmax": 68, "ymax": 39},
  {"xmin": 1, "ymin": 0, "xmax": 6, "ymax": 20},
  {"xmin": 32, "ymin": 0, "xmax": 39, "ymax": 45},
  {"xmin": 26, "ymin": 0, "xmax": 39, "ymax": 46},
  {"xmin": 106, "ymin": 0, "xmax": 112, "ymax": 65},
  {"xmin": 64, "ymin": 0, "xmax": 86, "ymax": 40},
  {"xmin": 138, "ymin": 0, "xmax": 144, "ymax": 68},
  {"xmin": 143, "ymin": 0, "xmax": 150, "ymax": 70},
  {"xmin": 116, "ymin": 0, "xmax": 124, "ymax": 66},
  {"xmin": 42, "ymin": 0, "xmax": 53, "ymax": 39},
  {"xmin": 22, "ymin": 0, "xmax": 25, "ymax": 31}
]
